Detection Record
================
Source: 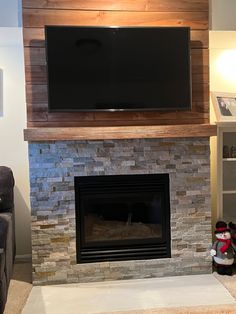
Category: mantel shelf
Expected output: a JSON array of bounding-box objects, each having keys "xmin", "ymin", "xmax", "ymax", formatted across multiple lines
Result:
[{"xmin": 24, "ymin": 124, "xmax": 217, "ymax": 142}]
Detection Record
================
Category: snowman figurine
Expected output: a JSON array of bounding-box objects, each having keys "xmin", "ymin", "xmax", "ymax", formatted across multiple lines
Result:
[
  {"xmin": 228, "ymin": 221, "xmax": 236, "ymax": 255},
  {"xmin": 210, "ymin": 221, "xmax": 234, "ymax": 276}
]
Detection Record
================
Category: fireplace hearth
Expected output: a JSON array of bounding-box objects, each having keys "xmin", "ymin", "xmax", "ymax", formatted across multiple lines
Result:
[{"xmin": 75, "ymin": 174, "xmax": 171, "ymax": 263}]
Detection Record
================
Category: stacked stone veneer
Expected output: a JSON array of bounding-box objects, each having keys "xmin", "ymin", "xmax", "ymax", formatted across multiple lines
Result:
[{"xmin": 29, "ymin": 138, "xmax": 212, "ymax": 285}]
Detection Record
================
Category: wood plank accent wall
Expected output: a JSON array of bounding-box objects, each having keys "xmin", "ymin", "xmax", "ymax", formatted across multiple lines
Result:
[{"xmin": 22, "ymin": 0, "xmax": 209, "ymax": 128}]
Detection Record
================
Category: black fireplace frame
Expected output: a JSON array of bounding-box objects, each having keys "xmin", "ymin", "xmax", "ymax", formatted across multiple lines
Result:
[{"xmin": 75, "ymin": 174, "xmax": 171, "ymax": 263}]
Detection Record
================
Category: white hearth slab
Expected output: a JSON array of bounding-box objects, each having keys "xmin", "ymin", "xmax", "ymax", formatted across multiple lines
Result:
[{"xmin": 22, "ymin": 274, "xmax": 235, "ymax": 314}]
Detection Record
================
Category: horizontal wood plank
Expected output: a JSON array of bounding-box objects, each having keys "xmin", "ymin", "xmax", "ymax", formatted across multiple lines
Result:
[
  {"xmin": 24, "ymin": 124, "xmax": 216, "ymax": 141},
  {"xmin": 193, "ymin": 102, "xmax": 209, "ymax": 113},
  {"xmin": 23, "ymin": 9, "xmax": 208, "ymax": 29},
  {"xmin": 25, "ymin": 82, "xmax": 209, "ymax": 104},
  {"xmin": 23, "ymin": 27, "xmax": 208, "ymax": 49},
  {"xmin": 23, "ymin": 46, "xmax": 208, "ymax": 67},
  {"xmin": 27, "ymin": 103, "xmax": 48, "ymax": 121},
  {"xmin": 26, "ymin": 109, "xmax": 209, "ymax": 126},
  {"xmin": 27, "ymin": 118, "xmax": 209, "ymax": 127},
  {"xmin": 24, "ymin": 47, "xmax": 45, "ymax": 66},
  {"xmin": 27, "ymin": 108, "xmax": 209, "ymax": 127},
  {"xmin": 47, "ymin": 110, "xmax": 208, "ymax": 122},
  {"xmin": 25, "ymin": 65, "xmax": 47, "ymax": 83},
  {"xmin": 191, "ymin": 48, "xmax": 209, "ymax": 65},
  {"xmin": 25, "ymin": 64, "xmax": 209, "ymax": 85},
  {"xmin": 23, "ymin": 28, "xmax": 44, "ymax": 47},
  {"xmin": 191, "ymin": 30, "xmax": 209, "ymax": 48},
  {"xmin": 23, "ymin": 0, "xmax": 208, "ymax": 12},
  {"xmin": 27, "ymin": 104, "xmax": 209, "ymax": 125}
]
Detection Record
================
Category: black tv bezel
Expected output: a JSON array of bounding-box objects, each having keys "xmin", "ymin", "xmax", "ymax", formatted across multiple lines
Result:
[{"xmin": 45, "ymin": 25, "xmax": 192, "ymax": 113}]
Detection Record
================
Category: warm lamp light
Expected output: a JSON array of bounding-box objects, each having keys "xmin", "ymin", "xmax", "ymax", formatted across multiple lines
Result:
[{"xmin": 216, "ymin": 49, "xmax": 236, "ymax": 85}]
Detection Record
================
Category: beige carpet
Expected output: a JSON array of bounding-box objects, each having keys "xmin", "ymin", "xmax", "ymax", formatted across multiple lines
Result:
[
  {"xmin": 4, "ymin": 262, "xmax": 236, "ymax": 314},
  {"xmin": 4, "ymin": 262, "xmax": 32, "ymax": 314},
  {"xmin": 102, "ymin": 305, "xmax": 236, "ymax": 314}
]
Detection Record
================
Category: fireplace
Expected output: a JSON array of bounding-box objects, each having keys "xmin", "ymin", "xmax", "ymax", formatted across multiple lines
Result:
[
  {"xmin": 28, "ymin": 138, "xmax": 212, "ymax": 285},
  {"xmin": 75, "ymin": 174, "xmax": 171, "ymax": 263}
]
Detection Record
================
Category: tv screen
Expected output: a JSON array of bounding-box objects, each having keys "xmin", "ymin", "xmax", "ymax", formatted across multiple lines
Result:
[{"xmin": 45, "ymin": 26, "xmax": 192, "ymax": 112}]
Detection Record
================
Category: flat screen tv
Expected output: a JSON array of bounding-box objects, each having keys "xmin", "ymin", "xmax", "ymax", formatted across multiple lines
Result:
[{"xmin": 45, "ymin": 26, "xmax": 192, "ymax": 112}]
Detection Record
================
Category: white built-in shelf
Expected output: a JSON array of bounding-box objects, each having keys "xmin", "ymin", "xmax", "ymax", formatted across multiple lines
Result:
[
  {"xmin": 211, "ymin": 92, "xmax": 236, "ymax": 219},
  {"xmin": 223, "ymin": 190, "xmax": 236, "ymax": 194},
  {"xmin": 223, "ymin": 158, "xmax": 236, "ymax": 161}
]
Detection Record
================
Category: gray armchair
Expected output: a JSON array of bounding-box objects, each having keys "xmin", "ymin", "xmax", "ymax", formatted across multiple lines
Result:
[{"xmin": 0, "ymin": 166, "xmax": 15, "ymax": 314}]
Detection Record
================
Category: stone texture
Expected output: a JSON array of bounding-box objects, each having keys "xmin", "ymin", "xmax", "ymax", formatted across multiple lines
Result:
[{"xmin": 28, "ymin": 138, "xmax": 212, "ymax": 285}]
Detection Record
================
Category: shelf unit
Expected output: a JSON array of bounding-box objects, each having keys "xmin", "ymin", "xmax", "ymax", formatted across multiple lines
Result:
[
  {"xmin": 217, "ymin": 126, "xmax": 236, "ymax": 221},
  {"xmin": 211, "ymin": 92, "xmax": 236, "ymax": 221}
]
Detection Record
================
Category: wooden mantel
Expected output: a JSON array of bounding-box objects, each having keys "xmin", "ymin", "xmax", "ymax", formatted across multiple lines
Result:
[{"xmin": 24, "ymin": 124, "xmax": 216, "ymax": 141}]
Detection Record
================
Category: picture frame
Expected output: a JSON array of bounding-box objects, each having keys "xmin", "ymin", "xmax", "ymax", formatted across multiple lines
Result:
[{"xmin": 211, "ymin": 91, "xmax": 236, "ymax": 122}]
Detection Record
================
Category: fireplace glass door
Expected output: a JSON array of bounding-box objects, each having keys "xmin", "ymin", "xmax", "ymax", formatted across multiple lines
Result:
[{"xmin": 75, "ymin": 174, "xmax": 170, "ymax": 263}]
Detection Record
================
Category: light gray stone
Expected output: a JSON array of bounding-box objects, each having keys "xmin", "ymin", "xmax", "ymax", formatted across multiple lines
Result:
[{"xmin": 28, "ymin": 138, "xmax": 212, "ymax": 285}]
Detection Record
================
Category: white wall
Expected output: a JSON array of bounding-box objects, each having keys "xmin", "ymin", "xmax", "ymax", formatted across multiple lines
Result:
[
  {"xmin": 210, "ymin": 32, "xmax": 236, "ymax": 91},
  {"xmin": 210, "ymin": 31, "xmax": 236, "ymax": 229},
  {"xmin": 0, "ymin": 28, "xmax": 31, "ymax": 256},
  {"xmin": 0, "ymin": 0, "xmax": 30, "ymax": 257},
  {"xmin": 0, "ymin": 0, "xmax": 21, "ymax": 27},
  {"xmin": 211, "ymin": 0, "xmax": 236, "ymax": 30}
]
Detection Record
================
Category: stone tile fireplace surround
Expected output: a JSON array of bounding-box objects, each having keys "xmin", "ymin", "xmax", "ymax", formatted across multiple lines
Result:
[{"xmin": 29, "ymin": 137, "xmax": 212, "ymax": 285}]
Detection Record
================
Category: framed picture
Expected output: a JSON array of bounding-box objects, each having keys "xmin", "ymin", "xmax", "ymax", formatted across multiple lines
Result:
[{"xmin": 211, "ymin": 92, "xmax": 236, "ymax": 122}]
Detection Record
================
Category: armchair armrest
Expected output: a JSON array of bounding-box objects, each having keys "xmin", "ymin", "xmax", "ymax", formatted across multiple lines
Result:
[{"xmin": 0, "ymin": 167, "xmax": 14, "ymax": 213}]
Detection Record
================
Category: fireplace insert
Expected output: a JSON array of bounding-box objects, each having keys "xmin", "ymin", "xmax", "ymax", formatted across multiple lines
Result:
[{"xmin": 75, "ymin": 174, "xmax": 171, "ymax": 263}]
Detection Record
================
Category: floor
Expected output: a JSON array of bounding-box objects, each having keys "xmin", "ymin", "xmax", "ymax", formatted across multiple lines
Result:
[
  {"xmin": 4, "ymin": 262, "xmax": 32, "ymax": 314},
  {"xmin": 22, "ymin": 274, "xmax": 236, "ymax": 314}
]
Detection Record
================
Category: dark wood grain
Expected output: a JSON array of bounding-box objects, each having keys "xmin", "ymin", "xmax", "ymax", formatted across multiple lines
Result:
[
  {"xmin": 23, "ymin": 27, "xmax": 209, "ymax": 49},
  {"xmin": 23, "ymin": 46, "xmax": 209, "ymax": 68},
  {"xmin": 23, "ymin": 9, "xmax": 208, "ymax": 29},
  {"xmin": 25, "ymin": 64, "xmax": 209, "ymax": 85},
  {"xmin": 23, "ymin": 0, "xmax": 208, "ymax": 12},
  {"xmin": 25, "ymin": 82, "xmax": 209, "ymax": 105}
]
